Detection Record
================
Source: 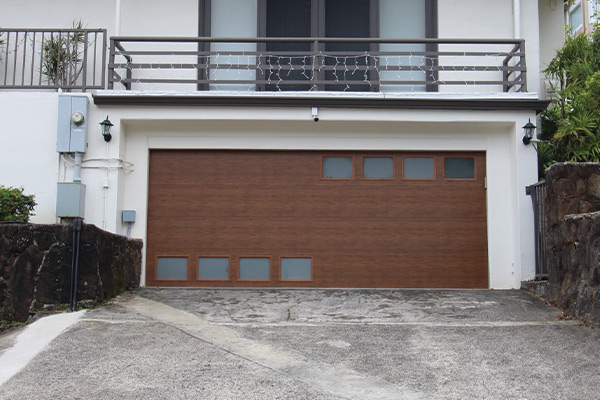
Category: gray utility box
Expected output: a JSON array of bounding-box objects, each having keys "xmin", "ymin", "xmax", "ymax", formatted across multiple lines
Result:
[
  {"xmin": 122, "ymin": 210, "xmax": 136, "ymax": 223},
  {"xmin": 56, "ymin": 95, "xmax": 89, "ymax": 153},
  {"xmin": 56, "ymin": 182, "xmax": 86, "ymax": 218}
]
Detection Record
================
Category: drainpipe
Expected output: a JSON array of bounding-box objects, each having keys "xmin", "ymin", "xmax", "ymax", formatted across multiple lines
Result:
[
  {"xmin": 513, "ymin": 0, "xmax": 522, "ymax": 38},
  {"xmin": 115, "ymin": 0, "xmax": 122, "ymax": 36},
  {"xmin": 69, "ymin": 219, "xmax": 82, "ymax": 312}
]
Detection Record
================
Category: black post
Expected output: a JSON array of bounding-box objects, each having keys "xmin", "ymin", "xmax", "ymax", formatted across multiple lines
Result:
[{"xmin": 69, "ymin": 219, "xmax": 82, "ymax": 312}]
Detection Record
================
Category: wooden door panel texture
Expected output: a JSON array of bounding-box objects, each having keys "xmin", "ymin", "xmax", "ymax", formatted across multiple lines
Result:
[{"xmin": 147, "ymin": 150, "xmax": 488, "ymax": 288}]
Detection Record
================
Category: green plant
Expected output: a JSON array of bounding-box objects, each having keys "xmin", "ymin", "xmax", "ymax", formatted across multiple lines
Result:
[
  {"xmin": 537, "ymin": 27, "xmax": 600, "ymax": 177},
  {"xmin": 42, "ymin": 20, "xmax": 85, "ymax": 87},
  {"xmin": 0, "ymin": 185, "xmax": 36, "ymax": 222}
]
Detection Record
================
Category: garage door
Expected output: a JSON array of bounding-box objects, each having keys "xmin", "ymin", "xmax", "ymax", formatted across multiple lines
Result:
[{"xmin": 146, "ymin": 150, "xmax": 488, "ymax": 288}]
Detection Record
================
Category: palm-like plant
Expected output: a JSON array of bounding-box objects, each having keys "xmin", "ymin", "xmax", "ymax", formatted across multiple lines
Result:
[
  {"xmin": 42, "ymin": 20, "xmax": 85, "ymax": 87},
  {"xmin": 538, "ymin": 27, "xmax": 600, "ymax": 176}
]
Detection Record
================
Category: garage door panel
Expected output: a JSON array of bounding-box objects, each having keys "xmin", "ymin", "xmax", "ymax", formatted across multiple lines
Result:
[
  {"xmin": 145, "ymin": 250, "xmax": 487, "ymax": 288},
  {"xmin": 147, "ymin": 216, "xmax": 486, "ymax": 252},
  {"xmin": 150, "ymin": 150, "xmax": 319, "ymax": 186},
  {"xmin": 148, "ymin": 184, "xmax": 486, "ymax": 220},
  {"xmin": 147, "ymin": 150, "xmax": 488, "ymax": 288}
]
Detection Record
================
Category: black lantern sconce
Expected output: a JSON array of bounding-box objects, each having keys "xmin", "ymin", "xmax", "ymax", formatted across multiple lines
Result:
[
  {"xmin": 522, "ymin": 118, "xmax": 536, "ymax": 145},
  {"xmin": 100, "ymin": 116, "xmax": 114, "ymax": 142}
]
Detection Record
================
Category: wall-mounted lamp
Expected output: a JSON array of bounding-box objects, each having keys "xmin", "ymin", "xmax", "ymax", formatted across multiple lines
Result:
[
  {"xmin": 522, "ymin": 118, "xmax": 536, "ymax": 145},
  {"xmin": 100, "ymin": 116, "xmax": 113, "ymax": 142}
]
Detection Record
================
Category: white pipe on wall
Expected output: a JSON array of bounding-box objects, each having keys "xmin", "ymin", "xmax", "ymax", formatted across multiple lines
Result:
[
  {"xmin": 115, "ymin": 0, "xmax": 122, "ymax": 36},
  {"xmin": 513, "ymin": 0, "xmax": 522, "ymax": 38}
]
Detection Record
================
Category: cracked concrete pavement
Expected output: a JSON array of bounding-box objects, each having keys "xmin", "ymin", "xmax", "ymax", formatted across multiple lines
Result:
[{"xmin": 1, "ymin": 288, "xmax": 599, "ymax": 400}]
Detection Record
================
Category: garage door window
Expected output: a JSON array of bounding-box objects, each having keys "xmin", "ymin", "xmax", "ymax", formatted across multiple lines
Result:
[
  {"xmin": 444, "ymin": 157, "xmax": 475, "ymax": 179},
  {"xmin": 322, "ymin": 156, "xmax": 353, "ymax": 178},
  {"xmin": 281, "ymin": 257, "xmax": 312, "ymax": 280},
  {"xmin": 363, "ymin": 157, "xmax": 394, "ymax": 179},
  {"xmin": 403, "ymin": 157, "xmax": 435, "ymax": 179},
  {"xmin": 239, "ymin": 257, "xmax": 271, "ymax": 280},
  {"xmin": 156, "ymin": 257, "xmax": 188, "ymax": 280},
  {"xmin": 198, "ymin": 257, "xmax": 230, "ymax": 280}
]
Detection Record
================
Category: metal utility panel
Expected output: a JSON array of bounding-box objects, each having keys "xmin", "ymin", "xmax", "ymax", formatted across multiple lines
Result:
[
  {"xmin": 56, "ymin": 182, "xmax": 86, "ymax": 218},
  {"xmin": 56, "ymin": 95, "xmax": 89, "ymax": 153},
  {"xmin": 122, "ymin": 210, "xmax": 136, "ymax": 223}
]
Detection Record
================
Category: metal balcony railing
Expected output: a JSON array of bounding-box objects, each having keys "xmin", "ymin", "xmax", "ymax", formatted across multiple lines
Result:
[
  {"xmin": 0, "ymin": 29, "xmax": 107, "ymax": 91},
  {"xmin": 108, "ymin": 36, "xmax": 527, "ymax": 93}
]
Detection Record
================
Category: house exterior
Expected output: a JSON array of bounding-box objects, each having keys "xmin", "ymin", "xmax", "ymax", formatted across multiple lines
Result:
[{"xmin": 0, "ymin": 0, "xmax": 564, "ymax": 289}]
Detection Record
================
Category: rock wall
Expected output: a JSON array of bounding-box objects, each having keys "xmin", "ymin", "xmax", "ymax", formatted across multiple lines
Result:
[
  {"xmin": 0, "ymin": 223, "xmax": 142, "ymax": 322},
  {"xmin": 543, "ymin": 163, "xmax": 600, "ymax": 325}
]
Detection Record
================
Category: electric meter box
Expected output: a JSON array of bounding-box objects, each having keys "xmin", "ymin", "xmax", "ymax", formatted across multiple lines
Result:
[{"xmin": 57, "ymin": 95, "xmax": 89, "ymax": 153}]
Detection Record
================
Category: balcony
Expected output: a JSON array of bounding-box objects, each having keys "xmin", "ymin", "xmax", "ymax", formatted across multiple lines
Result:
[
  {"xmin": 0, "ymin": 29, "xmax": 107, "ymax": 91},
  {"xmin": 0, "ymin": 29, "xmax": 527, "ymax": 94}
]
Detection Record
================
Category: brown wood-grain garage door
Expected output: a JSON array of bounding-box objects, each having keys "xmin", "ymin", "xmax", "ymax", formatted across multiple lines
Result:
[{"xmin": 146, "ymin": 150, "xmax": 488, "ymax": 288}]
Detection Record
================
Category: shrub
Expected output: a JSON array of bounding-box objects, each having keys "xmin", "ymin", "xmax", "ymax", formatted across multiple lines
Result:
[{"xmin": 0, "ymin": 185, "xmax": 36, "ymax": 222}]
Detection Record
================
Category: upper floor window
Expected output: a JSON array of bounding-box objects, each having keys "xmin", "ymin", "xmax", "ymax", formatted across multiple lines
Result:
[
  {"xmin": 256, "ymin": 0, "xmax": 437, "ymax": 92},
  {"xmin": 568, "ymin": 1, "xmax": 584, "ymax": 34}
]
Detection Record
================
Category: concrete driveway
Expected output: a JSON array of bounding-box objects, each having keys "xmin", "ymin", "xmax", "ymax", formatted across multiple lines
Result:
[{"xmin": 0, "ymin": 288, "xmax": 599, "ymax": 399}]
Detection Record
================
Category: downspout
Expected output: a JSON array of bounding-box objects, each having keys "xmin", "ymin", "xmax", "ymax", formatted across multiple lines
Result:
[
  {"xmin": 115, "ymin": 0, "xmax": 122, "ymax": 36},
  {"xmin": 69, "ymin": 219, "xmax": 82, "ymax": 312},
  {"xmin": 513, "ymin": 0, "xmax": 522, "ymax": 38}
]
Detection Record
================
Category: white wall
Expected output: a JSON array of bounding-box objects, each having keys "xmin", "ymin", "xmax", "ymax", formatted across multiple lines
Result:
[
  {"xmin": 0, "ymin": 93, "xmax": 60, "ymax": 223},
  {"xmin": 438, "ymin": 0, "xmax": 541, "ymax": 94}
]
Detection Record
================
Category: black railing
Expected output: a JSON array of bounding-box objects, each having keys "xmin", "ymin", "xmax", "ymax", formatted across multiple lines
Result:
[
  {"xmin": 108, "ymin": 36, "xmax": 527, "ymax": 93},
  {"xmin": 527, "ymin": 181, "xmax": 548, "ymax": 279},
  {"xmin": 0, "ymin": 29, "xmax": 107, "ymax": 91}
]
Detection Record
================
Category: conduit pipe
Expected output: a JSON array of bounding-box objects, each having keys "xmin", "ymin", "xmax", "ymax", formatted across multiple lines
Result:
[{"xmin": 73, "ymin": 153, "xmax": 82, "ymax": 182}]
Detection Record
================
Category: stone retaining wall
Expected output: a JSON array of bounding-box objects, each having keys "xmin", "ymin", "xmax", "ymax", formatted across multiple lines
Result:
[
  {"xmin": 0, "ymin": 223, "xmax": 142, "ymax": 322},
  {"xmin": 541, "ymin": 163, "xmax": 600, "ymax": 325}
]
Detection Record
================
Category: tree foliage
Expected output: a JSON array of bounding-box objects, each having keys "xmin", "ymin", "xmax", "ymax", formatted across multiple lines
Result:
[
  {"xmin": 538, "ymin": 27, "xmax": 600, "ymax": 176},
  {"xmin": 0, "ymin": 186, "xmax": 36, "ymax": 222}
]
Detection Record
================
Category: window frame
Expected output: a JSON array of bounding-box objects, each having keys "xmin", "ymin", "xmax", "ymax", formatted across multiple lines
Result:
[
  {"xmin": 569, "ymin": 1, "xmax": 584, "ymax": 34},
  {"xmin": 401, "ymin": 155, "xmax": 437, "ymax": 181},
  {"xmin": 279, "ymin": 256, "xmax": 314, "ymax": 282},
  {"xmin": 361, "ymin": 155, "xmax": 395, "ymax": 180},
  {"xmin": 443, "ymin": 156, "xmax": 477, "ymax": 181},
  {"xmin": 238, "ymin": 256, "xmax": 272, "ymax": 282},
  {"xmin": 155, "ymin": 255, "xmax": 190, "ymax": 281},
  {"xmin": 321, "ymin": 155, "xmax": 355, "ymax": 180},
  {"xmin": 197, "ymin": 255, "xmax": 232, "ymax": 281}
]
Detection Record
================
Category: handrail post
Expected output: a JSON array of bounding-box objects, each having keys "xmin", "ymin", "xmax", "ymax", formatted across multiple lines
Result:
[
  {"xmin": 108, "ymin": 38, "xmax": 116, "ymax": 89},
  {"xmin": 518, "ymin": 40, "xmax": 527, "ymax": 92}
]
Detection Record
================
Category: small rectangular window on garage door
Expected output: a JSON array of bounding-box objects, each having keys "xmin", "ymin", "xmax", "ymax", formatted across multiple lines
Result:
[
  {"xmin": 239, "ymin": 257, "xmax": 271, "ymax": 280},
  {"xmin": 403, "ymin": 157, "xmax": 435, "ymax": 179},
  {"xmin": 444, "ymin": 157, "xmax": 475, "ymax": 179},
  {"xmin": 280, "ymin": 257, "xmax": 312, "ymax": 280},
  {"xmin": 198, "ymin": 257, "xmax": 230, "ymax": 280},
  {"xmin": 363, "ymin": 156, "xmax": 394, "ymax": 179},
  {"xmin": 322, "ymin": 156, "xmax": 353, "ymax": 178},
  {"xmin": 156, "ymin": 257, "xmax": 188, "ymax": 280}
]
